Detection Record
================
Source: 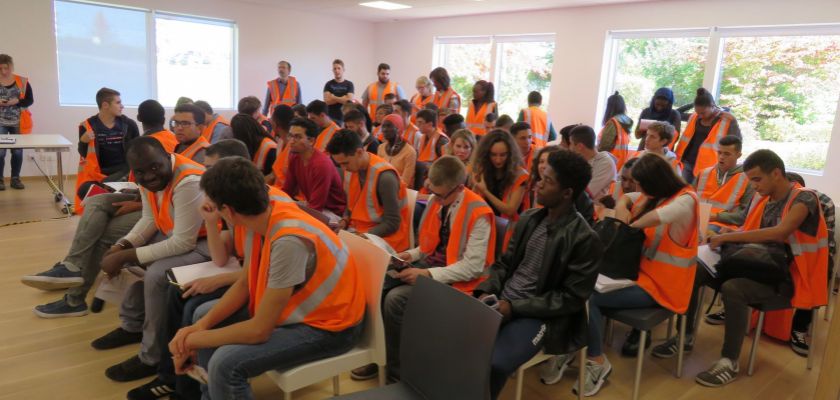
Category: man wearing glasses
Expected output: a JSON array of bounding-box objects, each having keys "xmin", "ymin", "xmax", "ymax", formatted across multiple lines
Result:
[
  {"xmin": 171, "ymin": 103, "xmax": 209, "ymax": 164},
  {"xmin": 350, "ymin": 155, "xmax": 495, "ymax": 382}
]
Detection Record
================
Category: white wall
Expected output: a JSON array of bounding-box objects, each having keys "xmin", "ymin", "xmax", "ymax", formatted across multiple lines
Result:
[
  {"xmin": 373, "ymin": 0, "xmax": 840, "ymax": 200},
  {"xmin": 1, "ymin": 0, "xmax": 376, "ymax": 178}
]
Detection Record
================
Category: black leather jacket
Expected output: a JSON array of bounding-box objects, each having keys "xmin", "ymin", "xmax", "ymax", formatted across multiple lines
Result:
[{"xmin": 475, "ymin": 207, "xmax": 602, "ymax": 355}]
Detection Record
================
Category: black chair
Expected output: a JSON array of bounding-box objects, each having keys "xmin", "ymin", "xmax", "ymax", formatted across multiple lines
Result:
[
  {"xmin": 601, "ymin": 306, "xmax": 687, "ymax": 400},
  {"xmin": 334, "ymin": 276, "xmax": 502, "ymax": 400}
]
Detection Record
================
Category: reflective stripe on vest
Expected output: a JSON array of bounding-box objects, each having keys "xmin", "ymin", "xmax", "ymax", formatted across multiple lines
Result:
[
  {"xmin": 466, "ymin": 102, "xmax": 494, "ymax": 136},
  {"xmin": 675, "ymin": 114, "xmax": 732, "ymax": 174},
  {"xmin": 271, "ymin": 143, "xmax": 292, "ymax": 189},
  {"xmin": 253, "ymin": 137, "xmax": 277, "ymax": 171},
  {"xmin": 418, "ymin": 132, "xmax": 446, "ymax": 162},
  {"xmin": 314, "ymin": 122, "xmax": 339, "ymax": 152},
  {"xmin": 368, "ymin": 81, "xmax": 397, "ymax": 116},
  {"xmin": 143, "ymin": 155, "xmax": 206, "ymax": 236},
  {"xmin": 201, "ymin": 115, "xmax": 229, "ymax": 141},
  {"xmin": 343, "ymin": 154, "xmax": 410, "ymax": 251},
  {"xmin": 268, "ymin": 76, "xmax": 299, "ymax": 114},
  {"xmin": 179, "ymin": 136, "xmax": 210, "ymax": 161},
  {"xmin": 696, "ymin": 167, "xmax": 749, "ymax": 212},
  {"xmin": 433, "ymin": 88, "xmax": 460, "ymax": 112}
]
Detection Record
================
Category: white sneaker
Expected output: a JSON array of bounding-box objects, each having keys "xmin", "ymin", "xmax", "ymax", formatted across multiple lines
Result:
[
  {"xmin": 572, "ymin": 357, "xmax": 612, "ymax": 397},
  {"xmin": 539, "ymin": 353, "xmax": 576, "ymax": 385}
]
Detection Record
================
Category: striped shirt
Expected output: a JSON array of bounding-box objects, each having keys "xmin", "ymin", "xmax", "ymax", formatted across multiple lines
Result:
[{"xmin": 501, "ymin": 219, "xmax": 548, "ymax": 301}]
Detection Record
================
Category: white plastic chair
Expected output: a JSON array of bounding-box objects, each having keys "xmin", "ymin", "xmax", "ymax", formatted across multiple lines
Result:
[
  {"xmin": 514, "ymin": 348, "xmax": 586, "ymax": 400},
  {"xmin": 265, "ymin": 230, "xmax": 390, "ymax": 399},
  {"xmin": 406, "ymin": 189, "xmax": 418, "ymax": 249}
]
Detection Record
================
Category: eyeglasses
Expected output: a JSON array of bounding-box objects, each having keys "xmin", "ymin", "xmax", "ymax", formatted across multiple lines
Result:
[
  {"xmin": 426, "ymin": 183, "xmax": 461, "ymax": 200},
  {"xmin": 170, "ymin": 120, "xmax": 195, "ymax": 128}
]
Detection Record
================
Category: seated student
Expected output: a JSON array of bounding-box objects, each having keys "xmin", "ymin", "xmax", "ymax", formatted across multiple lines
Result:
[
  {"xmin": 267, "ymin": 105, "xmax": 295, "ymax": 188},
  {"xmin": 23, "ymin": 100, "xmax": 176, "ymax": 316},
  {"xmin": 230, "ymin": 113, "xmax": 276, "ymax": 175},
  {"xmin": 442, "ymin": 113, "xmax": 466, "ymax": 137},
  {"xmin": 495, "ymin": 114, "xmax": 514, "ymax": 132},
  {"xmin": 604, "ymin": 156, "xmax": 640, "ymax": 208},
  {"xmin": 343, "ymin": 101, "xmax": 373, "ymax": 132},
  {"xmin": 74, "ymin": 87, "xmax": 141, "ymax": 214},
  {"xmin": 661, "ymin": 150, "xmax": 827, "ymax": 387},
  {"xmin": 383, "ymin": 92, "xmax": 397, "ymax": 106},
  {"xmin": 484, "ymin": 113, "xmax": 498, "ymax": 135},
  {"xmin": 194, "ymin": 100, "xmax": 231, "ymax": 144},
  {"xmin": 88, "ymin": 137, "xmax": 209, "ymax": 382},
  {"xmin": 474, "ymin": 150, "xmax": 601, "ymax": 400},
  {"xmin": 169, "ymin": 157, "xmax": 365, "ymax": 400},
  {"xmin": 445, "ymin": 129, "xmax": 477, "ymax": 185},
  {"xmin": 352, "ymin": 156, "xmax": 496, "ymax": 382},
  {"xmin": 566, "ymin": 153, "xmax": 698, "ymax": 397},
  {"xmin": 291, "ymin": 103, "xmax": 307, "ymax": 120},
  {"xmin": 343, "ymin": 108, "xmax": 380, "ymax": 154},
  {"xmin": 568, "ymin": 125, "xmax": 617, "ymax": 200},
  {"xmin": 597, "ymin": 91, "xmax": 634, "ymax": 171},
  {"xmin": 376, "ymin": 113, "xmax": 417, "ymax": 188},
  {"xmin": 415, "ymin": 109, "xmax": 450, "ymax": 163},
  {"xmin": 529, "ymin": 145, "xmax": 596, "ymax": 226},
  {"xmin": 237, "ymin": 96, "xmax": 273, "ymax": 134},
  {"xmin": 128, "ymin": 139, "xmax": 279, "ymax": 400},
  {"xmin": 171, "ymin": 103, "xmax": 210, "ymax": 164},
  {"xmin": 393, "ymin": 99, "xmax": 421, "ymax": 146},
  {"xmin": 305, "ymin": 99, "xmax": 341, "ymax": 151},
  {"xmin": 694, "ymin": 135, "xmax": 754, "ymax": 235},
  {"xmin": 283, "ymin": 117, "xmax": 347, "ymax": 217},
  {"xmin": 326, "ymin": 129, "xmax": 411, "ymax": 252},
  {"xmin": 637, "ymin": 121, "xmax": 681, "ymax": 173},
  {"xmin": 511, "ymin": 122, "xmax": 535, "ymax": 172},
  {"xmin": 371, "ymin": 103, "xmax": 393, "ymax": 141},
  {"xmin": 557, "ymin": 123, "xmax": 578, "ymax": 150},
  {"xmin": 472, "ymin": 129, "xmax": 530, "ymax": 223}
]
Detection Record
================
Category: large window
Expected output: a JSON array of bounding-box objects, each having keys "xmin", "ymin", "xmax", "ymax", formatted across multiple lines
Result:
[
  {"xmin": 434, "ymin": 34, "xmax": 555, "ymax": 116},
  {"xmin": 601, "ymin": 26, "xmax": 840, "ymax": 174},
  {"xmin": 54, "ymin": 0, "xmax": 236, "ymax": 108}
]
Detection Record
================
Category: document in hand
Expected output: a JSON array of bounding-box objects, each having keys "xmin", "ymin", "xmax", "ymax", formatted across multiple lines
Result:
[
  {"xmin": 595, "ymin": 274, "xmax": 637, "ymax": 293},
  {"xmin": 167, "ymin": 257, "xmax": 241, "ymax": 286},
  {"xmin": 697, "ymin": 244, "xmax": 720, "ymax": 277},
  {"xmin": 104, "ymin": 182, "xmax": 139, "ymax": 192}
]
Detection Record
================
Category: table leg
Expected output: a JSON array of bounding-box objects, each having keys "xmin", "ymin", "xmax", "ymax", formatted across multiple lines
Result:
[{"xmin": 56, "ymin": 151, "xmax": 64, "ymax": 192}]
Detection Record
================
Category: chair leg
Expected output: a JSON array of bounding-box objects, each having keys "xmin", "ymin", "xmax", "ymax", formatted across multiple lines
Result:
[
  {"xmin": 693, "ymin": 288, "xmax": 706, "ymax": 338},
  {"xmin": 514, "ymin": 366, "xmax": 525, "ymax": 400},
  {"xmin": 604, "ymin": 318, "xmax": 613, "ymax": 345},
  {"xmin": 633, "ymin": 330, "xmax": 647, "ymax": 400},
  {"xmin": 807, "ymin": 308, "xmax": 818, "ymax": 370},
  {"xmin": 284, "ymin": 391, "xmax": 292, "ymax": 400},
  {"xmin": 667, "ymin": 316, "xmax": 673, "ymax": 340},
  {"xmin": 332, "ymin": 375, "xmax": 340, "ymax": 396},
  {"xmin": 378, "ymin": 365, "xmax": 386, "ymax": 387},
  {"xmin": 578, "ymin": 347, "xmax": 587, "ymax": 400},
  {"xmin": 748, "ymin": 311, "xmax": 765, "ymax": 376},
  {"xmin": 677, "ymin": 314, "xmax": 687, "ymax": 378}
]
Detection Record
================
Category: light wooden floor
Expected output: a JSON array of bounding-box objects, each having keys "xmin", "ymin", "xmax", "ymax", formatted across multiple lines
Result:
[{"xmin": 0, "ymin": 179, "xmax": 829, "ymax": 400}]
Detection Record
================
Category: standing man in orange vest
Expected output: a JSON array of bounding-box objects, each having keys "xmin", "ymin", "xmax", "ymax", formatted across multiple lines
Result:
[
  {"xmin": 518, "ymin": 91, "xmax": 556, "ymax": 147},
  {"xmin": 171, "ymin": 104, "xmax": 210, "ymax": 164},
  {"xmin": 305, "ymin": 100, "xmax": 341, "ymax": 152},
  {"xmin": 263, "ymin": 60, "xmax": 301, "ymax": 117},
  {"xmin": 362, "ymin": 63, "xmax": 405, "ymax": 118},
  {"xmin": 430, "ymin": 67, "xmax": 460, "ymax": 116},
  {"xmin": 168, "ymin": 156, "xmax": 365, "ymax": 400},
  {"xmin": 352, "ymin": 156, "xmax": 495, "ymax": 382},
  {"xmin": 674, "ymin": 88, "xmax": 741, "ymax": 184},
  {"xmin": 89, "ymin": 137, "xmax": 210, "ymax": 383},
  {"xmin": 694, "ymin": 135, "xmax": 753, "ymax": 235},
  {"xmin": 194, "ymin": 100, "xmax": 231, "ymax": 144},
  {"xmin": 415, "ymin": 109, "xmax": 449, "ymax": 163},
  {"xmin": 0, "ymin": 53, "xmax": 34, "ymax": 190},
  {"xmin": 326, "ymin": 129, "xmax": 411, "ymax": 252}
]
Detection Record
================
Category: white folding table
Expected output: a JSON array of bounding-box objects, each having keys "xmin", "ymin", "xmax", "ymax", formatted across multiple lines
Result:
[{"xmin": 0, "ymin": 134, "xmax": 73, "ymax": 192}]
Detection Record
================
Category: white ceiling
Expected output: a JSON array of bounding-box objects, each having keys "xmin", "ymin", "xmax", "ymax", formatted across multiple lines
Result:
[{"xmin": 230, "ymin": 0, "xmax": 659, "ymax": 22}]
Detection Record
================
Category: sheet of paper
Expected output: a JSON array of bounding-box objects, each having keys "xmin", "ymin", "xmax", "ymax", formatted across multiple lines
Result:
[
  {"xmin": 638, "ymin": 119, "xmax": 657, "ymax": 131},
  {"xmin": 698, "ymin": 202, "xmax": 712, "ymax": 239},
  {"xmin": 595, "ymin": 274, "xmax": 637, "ymax": 293},
  {"xmin": 169, "ymin": 257, "xmax": 241, "ymax": 285},
  {"xmin": 363, "ymin": 233, "xmax": 397, "ymax": 256},
  {"xmin": 94, "ymin": 266, "xmax": 145, "ymax": 304},
  {"xmin": 105, "ymin": 182, "xmax": 138, "ymax": 191},
  {"xmin": 697, "ymin": 244, "xmax": 720, "ymax": 277}
]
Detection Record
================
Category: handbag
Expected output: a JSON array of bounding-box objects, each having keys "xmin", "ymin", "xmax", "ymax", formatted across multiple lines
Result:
[
  {"xmin": 593, "ymin": 217, "xmax": 646, "ymax": 280},
  {"xmin": 716, "ymin": 242, "xmax": 792, "ymax": 285}
]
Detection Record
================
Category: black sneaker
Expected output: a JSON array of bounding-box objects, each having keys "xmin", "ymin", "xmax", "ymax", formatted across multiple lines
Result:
[
  {"xmin": 705, "ymin": 310, "xmax": 726, "ymax": 325},
  {"xmin": 790, "ymin": 330, "xmax": 809, "ymax": 357},
  {"xmin": 10, "ymin": 177, "xmax": 24, "ymax": 189},
  {"xmin": 91, "ymin": 327, "xmax": 143, "ymax": 350},
  {"xmin": 21, "ymin": 262, "xmax": 84, "ymax": 290},
  {"xmin": 621, "ymin": 329, "xmax": 651, "ymax": 357},
  {"xmin": 33, "ymin": 295, "xmax": 88, "ymax": 318},
  {"xmin": 106, "ymin": 355, "xmax": 157, "ymax": 382},
  {"xmin": 696, "ymin": 358, "xmax": 739, "ymax": 387},
  {"xmin": 350, "ymin": 363, "xmax": 378, "ymax": 380},
  {"xmin": 127, "ymin": 377, "xmax": 176, "ymax": 400},
  {"xmin": 652, "ymin": 335, "xmax": 695, "ymax": 359}
]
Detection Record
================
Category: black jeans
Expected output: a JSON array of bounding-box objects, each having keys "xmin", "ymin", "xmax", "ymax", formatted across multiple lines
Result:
[{"xmin": 0, "ymin": 125, "xmax": 22, "ymax": 179}]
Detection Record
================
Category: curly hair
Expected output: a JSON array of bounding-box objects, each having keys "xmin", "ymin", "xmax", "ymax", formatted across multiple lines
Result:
[
  {"xmin": 472, "ymin": 129, "xmax": 523, "ymax": 197},
  {"xmin": 530, "ymin": 145, "xmax": 561, "ymax": 186},
  {"xmin": 547, "ymin": 149, "xmax": 592, "ymax": 199},
  {"xmin": 230, "ymin": 113, "xmax": 272, "ymax": 159}
]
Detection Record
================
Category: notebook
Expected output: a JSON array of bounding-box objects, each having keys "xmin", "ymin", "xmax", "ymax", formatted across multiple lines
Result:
[
  {"xmin": 697, "ymin": 244, "xmax": 721, "ymax": 277},
  {"xmin": 167, "ymin": 257, "xmax": 241, "ymax": 287},
  {"xmin": 105, "ymin": 182, "xmax": 138, "ymax": 192},
  {"xmin": 595, "ymin": 274, "xmax": 637, "ymax": 293}
]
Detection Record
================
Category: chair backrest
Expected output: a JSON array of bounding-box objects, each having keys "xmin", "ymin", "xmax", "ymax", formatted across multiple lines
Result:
[
  {"xmin": 406, "ymin": 189, "xmax": 418, "ymax": 248},
  {"xmin": 494, "ymin": 216, "xmax": 509, "ymax": 259},
  {"xmin": 339, "ymin": 231, "xmax": 390, "ymax": 365},
  {"xmin": 401, "ymin": 277, "xmax": 502, "ymax": 400}
]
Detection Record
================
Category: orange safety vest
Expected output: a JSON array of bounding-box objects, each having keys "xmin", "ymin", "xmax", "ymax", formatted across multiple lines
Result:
[
  {"xmin": 313, "ymin": 121, "xmax": 340, "ymax": 152},
  {"xmin": 367, "ymin": 81, "xmax": 397, "ymax": 117},
  {"xmin": 233, "ymin": 187, "xmax": 293, "ymax": 259},
  {"xmin": 466, "ymin": 101, "xmax": 496, "ymax": 137},
  {"xmin": 417, "ymin": 131, "xmax": 448, "ymax": 163},
  {"xmin": 201, "ymin": 115, "xmax": 229, "ymax": 142},
  {"xmin": 695, "ymin": 166, "xmax": 751, "ymax": 230},
  {"xmin": 267, "ymin": 76, "xmax": 299, "ymax": 115},
  {"xmin": 343, "ymin": 153, "xmax": 411, "ymax": 252},
  {"xmin": 143, "ymin": 154, "xmax": 206, "ymax": 237},
  {"xmin": 247, "ymin": 198, "xmax": 366, "ymax": 331},
  {"xmin": 599, "ymin": 117, "xmax": 631, "ymax": 171},
  {"xmin": 178, "ymin": 136, "xmax": 210, "ymax": 161},
  {"xmin": 144, "ymin": 129, "xmax": 179, "ymax": 154},
  {"xmin": 521, "ymin": 107, "xmax": 548, "ymax": 147},
  {"xmin": 13, "ymin": 75, "xmax": 32, "ymax": 134},
  {"xmin": 674, "ymin": 113, "xmax": 734, "ymax": 177},
  {"xmin": 74, "ymin": 119, "xmax": 108, "ymax": 214},
  {"xmin": 410, "ymin": 94, "xmax": 433, "ymax": 125},
  {"xmin": 270, "ymin": 141, "xmax": 292, "ymax": 189},
  {"xmin": 418, "ymin": 188, "xmax": 496, "ymax": 293},
  {"xmin": 522, "ymin": 144, "xmax": 535, "ymax": 174},
  {"xmin": 402, "ymin": 123, "xmax": 421, "ymax": 146},
  {"xmin": 496, "ymin": 168, "xmax": 532, "ymax": 249},
  {"xmin": 633, "ymin": 188, "xmax": 699, "ymax": 314},
  {"xmin": 253, "ymin": 137, "xmax": 277, "ymax": 172},
  {"xmin": 433, "ymin": 87, "xmax": 461, "ymax": 113}
]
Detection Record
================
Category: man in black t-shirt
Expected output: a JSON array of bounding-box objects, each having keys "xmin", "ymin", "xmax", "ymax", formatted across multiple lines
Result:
[{"xmin": 323, "ymin": 59, "xmax": 354, "ymax": 125}]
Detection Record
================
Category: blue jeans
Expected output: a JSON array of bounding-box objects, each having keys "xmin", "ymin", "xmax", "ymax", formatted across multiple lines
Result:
[
  {"xmin": 0, "ymin": 125, "xmax": 22, "ymax": 179},
  {"xmin": 192, "ymin": 300, "xmax": 364, "ymax": 400},
  {"xmin": 489, "ymin": 318, "xmax": 546, "ymax": 400},
  {"xmin": 587, "ymin": 286, "xmax": 657, "ymax": 357},
  {"xmin": 681, "ymin": 162, "xmax": 695, "ymax": 185}
]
